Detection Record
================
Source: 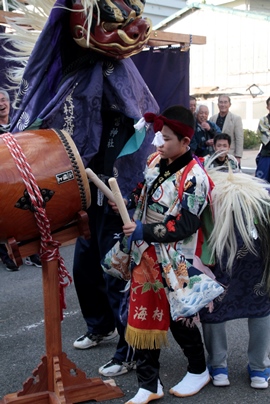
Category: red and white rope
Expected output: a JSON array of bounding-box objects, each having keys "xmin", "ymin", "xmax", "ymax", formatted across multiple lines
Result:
[{"xmin": 1, "ymin": 132, "xmax": 72, "ymax": 314}]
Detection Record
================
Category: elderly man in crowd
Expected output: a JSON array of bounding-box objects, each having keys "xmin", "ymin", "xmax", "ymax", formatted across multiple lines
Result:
[
  {"xmin": 190, "ymin": 104, "xmax": 221, "ymax": 157},
  {"xmin": 210, "ymin": 95, "xmax": 243, "ymax": 164}
]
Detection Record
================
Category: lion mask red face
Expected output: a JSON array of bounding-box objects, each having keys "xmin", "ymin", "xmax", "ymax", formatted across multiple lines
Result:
[{"xmin": 70, "ymin": 0, "xmax": 152, "ymax": 59}]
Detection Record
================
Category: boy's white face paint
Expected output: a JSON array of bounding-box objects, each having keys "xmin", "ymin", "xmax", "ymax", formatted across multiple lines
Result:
[{"xmin": 152, "ymin": 131, "xmax": 165, "ymax": 147}]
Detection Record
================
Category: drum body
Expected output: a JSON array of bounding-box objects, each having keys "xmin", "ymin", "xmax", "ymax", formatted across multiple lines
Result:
[{"xmin": 0, "ymin": 128, "xmax": 91, "ymax": 243}]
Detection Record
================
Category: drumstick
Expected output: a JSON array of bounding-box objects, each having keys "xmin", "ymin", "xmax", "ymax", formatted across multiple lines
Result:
[
  {"xmin": 108, "ymin": 178, "xmax": 131, "ymax": 224},
  {"xmin": 86, "ymin": 168, "xmax": 115, "ymax": 203}
]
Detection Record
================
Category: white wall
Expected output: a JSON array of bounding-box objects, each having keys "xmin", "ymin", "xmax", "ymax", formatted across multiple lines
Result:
[{"xmin": 166, "ymin": 8, "xmax": 270, "ymax": 130}]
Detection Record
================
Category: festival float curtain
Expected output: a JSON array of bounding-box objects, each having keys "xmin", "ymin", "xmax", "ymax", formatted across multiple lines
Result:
[{"xmin": 132, "ymin": 47, "xmax": 190, "ymax": 113}]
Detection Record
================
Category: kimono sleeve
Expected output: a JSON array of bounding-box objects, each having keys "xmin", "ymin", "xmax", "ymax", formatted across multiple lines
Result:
[
  {"xmin": 141, "ymin": 165, "xmax": 209, "ymax": 244},
  {"xmin": 181, "ymin": 164, "xmax": 210, "ymax": 217}
]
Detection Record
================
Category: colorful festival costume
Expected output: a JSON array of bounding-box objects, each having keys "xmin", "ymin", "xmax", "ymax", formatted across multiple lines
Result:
[
  {"xmin": 204, "ymin": 152, "xmax": 239, "ymax": 172},
  {"xmin": 119, "ymin": 147, "xmax": 215, "ymax": 395},
  {"xmin": 125, "ymin": 149, "xmax": 211, "ymax": 348}
]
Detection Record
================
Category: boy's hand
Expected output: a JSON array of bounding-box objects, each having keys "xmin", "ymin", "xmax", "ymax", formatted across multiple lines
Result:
[
  {"xmin": 123, "ymin": 221, "xmax": 137, "ymax": 236},
  {"xmin": 108, "ymin": 198, "xmax": 127, "ymax": 213}
]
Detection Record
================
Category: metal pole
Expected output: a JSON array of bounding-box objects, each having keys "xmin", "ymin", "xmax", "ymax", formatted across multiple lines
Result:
[{"xmin": 2, "ymin": 0, "xmax": 9, "ymax": 12}]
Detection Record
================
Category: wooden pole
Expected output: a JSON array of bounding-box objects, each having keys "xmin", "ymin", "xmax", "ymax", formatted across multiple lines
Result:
[
  {"xmin": 42, "ymin": 259, "xmax": 62, "ymax": 391},
  {"xmin": 0, "ymin": 223, "xmax": 124, "ymax": 404}
]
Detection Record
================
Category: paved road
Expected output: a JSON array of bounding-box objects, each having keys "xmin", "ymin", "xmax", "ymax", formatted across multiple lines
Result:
[
  {"xmin": 241, "ymin": 148, "xmax": 258, "ymax": 175},
  {"xmin": 1, "ymin": 149, "xmax": 269, "ymax": 403},
  {"xmin": 1, "ymin": 243, "xmax": 269, "ymax": 404}
]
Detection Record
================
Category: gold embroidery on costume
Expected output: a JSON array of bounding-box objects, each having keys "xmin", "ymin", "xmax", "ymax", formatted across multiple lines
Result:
[
  {"xmin": 153, "ymin": 307, "xmax": 164, "ymax": 321},
  {"xmin": 175, "ymin": 262, "xmax": 189, "ymax": 288},
  {"xmin": 134, "ymin": 306, "xmax": 148, "ymax": 321},
  {"xmin": 184, "ymin": 180, "xmax": 193, "ymax": 192},
  {"xmin": 236, "ymin": 245, "xmax": 248, "ymax": 260},
  {"xmin": 163, "ymin": 263, "xmax": 172, "ymax": 287},
  {"xmin": 163, "ymin": 263, "xmax": 171, "ymax": 274}
]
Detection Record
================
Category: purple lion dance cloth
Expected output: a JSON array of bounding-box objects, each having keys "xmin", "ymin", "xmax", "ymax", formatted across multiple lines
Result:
[{"xmin": 10, "ymin": 0, "xmax": 159, "ymax": 195}]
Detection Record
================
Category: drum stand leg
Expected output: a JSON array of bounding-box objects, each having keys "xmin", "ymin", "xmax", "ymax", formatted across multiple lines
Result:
[{"xmin": 0, "ymin": 259, "xmax": 124, "ymax": 404}]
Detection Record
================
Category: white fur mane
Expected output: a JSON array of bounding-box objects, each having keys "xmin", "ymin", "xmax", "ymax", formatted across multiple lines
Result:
[
  {"xmin": 1, "ymin": 0, "xmax": 99, "ymax": 89},
  {"xmin": 208, "ymin": 168, "xmax": 270, "ymax": 272}
]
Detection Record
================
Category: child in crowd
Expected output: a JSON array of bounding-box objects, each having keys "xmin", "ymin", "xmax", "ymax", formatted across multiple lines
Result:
[
  {"xmin": 204, "ymin": 133, "xmax": 239, "ymax": 171},
  {"xmin": 115, "ymin": 106, "xmax": 211, "ymax": 404}
]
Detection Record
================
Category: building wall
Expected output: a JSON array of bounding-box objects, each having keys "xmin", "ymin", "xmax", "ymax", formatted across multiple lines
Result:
[
  {"xmin": 166, "ymin": 8, "xmax": 270, "ymax": 130},
  {"xmin": 250, "ymin": 0, "xmax": 270, "ymax": 12},
  {"xmin": 143, "ymin": 0, "xmax": 186, "ymax": 27}
]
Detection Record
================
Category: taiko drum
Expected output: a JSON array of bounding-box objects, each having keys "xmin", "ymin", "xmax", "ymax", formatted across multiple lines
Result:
[{"xmin": 0, "ymin": 128, "xmax": 91, "ymax": 243}]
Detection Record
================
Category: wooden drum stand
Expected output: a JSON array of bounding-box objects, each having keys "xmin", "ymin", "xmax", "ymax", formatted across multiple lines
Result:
[
  {"xmin": 0, "ymin": 212, "xmax": 124, "ymax": 404},
  {"xmin": 0, "ymin": 129, "xmax": 124, "ymax": 403}
]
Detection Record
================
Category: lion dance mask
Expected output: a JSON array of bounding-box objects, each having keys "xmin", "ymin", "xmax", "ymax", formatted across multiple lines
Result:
[{"xmin": 70, "ymin": 0, "xmax": 152, "ymax": 59}]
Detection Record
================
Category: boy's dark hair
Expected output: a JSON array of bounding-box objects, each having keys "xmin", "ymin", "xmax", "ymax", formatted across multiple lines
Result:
[
  {"xmin": 162, "ymin": 105, "xmax": 194, "ymax": 140},
  {"xmin": 266, "ymin": 97, "xmax": 270, "ymax": 107},
  {"xmin": 213, "ymin": 133, "xmax": 232, "ymax": 146},
  {"xmin": 189, "ymin": 96, "xmax": 196, "ymax": 102}
]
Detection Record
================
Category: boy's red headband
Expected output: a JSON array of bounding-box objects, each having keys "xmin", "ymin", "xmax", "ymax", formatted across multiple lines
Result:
[{"xmin": 144, "ymin": 112, "xmax": 194, "ymax": 139}]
